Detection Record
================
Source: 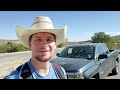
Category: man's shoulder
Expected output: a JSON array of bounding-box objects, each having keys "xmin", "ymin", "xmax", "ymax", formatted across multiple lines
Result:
[
  {"xmin": 50, "ymin": 61, "xmax": 67, "ymax": 79},
  {"xmin": 3, "ymin": 61, "xmax": 29, "ymax": 79},
  {"xmin": 3, "ymin": 70, "xmax": 19, "ymax": 79}
]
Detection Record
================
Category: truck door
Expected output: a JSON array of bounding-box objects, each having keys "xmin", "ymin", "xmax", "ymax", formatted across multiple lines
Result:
[
  {"xmin": 96, "ymin": 46, "xmax": 108, "ymax": 78},
  {"xmin": 102, "ymin": 44, "xmax": 113, "ymax": 74}
]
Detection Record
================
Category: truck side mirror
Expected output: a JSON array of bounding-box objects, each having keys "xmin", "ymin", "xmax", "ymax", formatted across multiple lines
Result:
[
  {"xmin": 56, "ymin": 53, "xmax": 60, "ymax": 57},
  {"xmin": 98, "ymin": 54, "xmax": 108, "ymax": 59}
]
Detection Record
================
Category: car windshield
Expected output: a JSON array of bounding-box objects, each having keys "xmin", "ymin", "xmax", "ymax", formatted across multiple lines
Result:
[{"xmin": 60, "ymin": 46, "xmax": 95, "ymax": 60}]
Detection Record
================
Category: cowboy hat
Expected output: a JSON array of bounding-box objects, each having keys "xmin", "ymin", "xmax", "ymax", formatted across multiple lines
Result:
[{"xmin": 16, "ymin": 16, "xmax": 67, "ymax": 48}]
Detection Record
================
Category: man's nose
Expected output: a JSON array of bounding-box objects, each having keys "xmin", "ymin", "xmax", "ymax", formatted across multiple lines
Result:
[{"xmin": 40, "ymin": 40, "xmax": 48, "ymax": 45}]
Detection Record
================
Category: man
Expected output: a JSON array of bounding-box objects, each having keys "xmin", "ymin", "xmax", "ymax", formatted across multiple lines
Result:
[{"xmin": 4, "ymin": 16, "xmax": 67, "ymax": 79}]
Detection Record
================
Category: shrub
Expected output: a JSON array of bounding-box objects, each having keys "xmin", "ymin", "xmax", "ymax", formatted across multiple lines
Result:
[
  {"xmin": 57, "ymin": 43, "xmax": 64, "ymax": 48},
  {"xmin": 0, "ymin": 42, "xmax": 29, "ymax": 53}
]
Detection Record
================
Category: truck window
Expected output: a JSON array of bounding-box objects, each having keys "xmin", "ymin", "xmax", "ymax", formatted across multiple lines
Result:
[
  {"xmin": 102, "ymin": 44, "xmax": 109, "ymax": 54},
  {"xmin": 96, "ymin": 46, "xmax": 104, "ymax": 56},
  {"xmin": 60, "ymin": 46, "xmax": 95, "ymax": 60}
]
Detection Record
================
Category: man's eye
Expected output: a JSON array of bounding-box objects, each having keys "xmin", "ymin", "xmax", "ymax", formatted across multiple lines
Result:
[
  {"xmin": 47, "ymin": 39, "xmax": 54, "ymax": 42},
  {"xmin": 35, "ymin": 39, "xmax": 41, "ymax": 41}
]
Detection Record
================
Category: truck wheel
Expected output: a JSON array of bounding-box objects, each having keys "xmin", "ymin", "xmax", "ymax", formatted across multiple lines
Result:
[{"xmin": 112, "ymin": 61, "xmax": 119, "ymax": 75}]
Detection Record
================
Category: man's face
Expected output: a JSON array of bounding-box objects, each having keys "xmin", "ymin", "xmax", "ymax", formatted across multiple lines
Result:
[{"xmin": 28, "ymin": 32, "xmax": 56, "ymax": 62}]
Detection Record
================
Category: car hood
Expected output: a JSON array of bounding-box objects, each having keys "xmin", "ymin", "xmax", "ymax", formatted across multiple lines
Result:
[{"xmin": 52, "ymin": 57, "xmax": 92, "ymax": 71}]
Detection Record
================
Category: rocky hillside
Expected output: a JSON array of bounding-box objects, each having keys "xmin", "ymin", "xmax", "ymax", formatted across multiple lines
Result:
[{"xmin": 112, "ymin": 35, "xmax": 120, "ymax": 43}]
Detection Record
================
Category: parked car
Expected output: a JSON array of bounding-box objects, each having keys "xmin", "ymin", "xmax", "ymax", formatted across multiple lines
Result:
[{"xmin": 53, "ymin": 43, "xmax": 120, "ymax": 79}]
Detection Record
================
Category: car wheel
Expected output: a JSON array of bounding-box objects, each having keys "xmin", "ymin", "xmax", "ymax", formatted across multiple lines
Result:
[{"xmin": 112, "ymin": 61, "xmax": 119, "ymax": 75}]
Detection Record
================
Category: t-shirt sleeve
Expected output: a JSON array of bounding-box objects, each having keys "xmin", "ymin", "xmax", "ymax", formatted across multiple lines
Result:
[{"xmin": 3, "ymin": 70, "xmax": 19, "ymax": 79}]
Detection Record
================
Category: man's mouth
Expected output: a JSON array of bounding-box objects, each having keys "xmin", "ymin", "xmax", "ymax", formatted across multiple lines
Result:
[{"xmin": 39, "ymin": 50, "xmax": 49, "ymax": 52}]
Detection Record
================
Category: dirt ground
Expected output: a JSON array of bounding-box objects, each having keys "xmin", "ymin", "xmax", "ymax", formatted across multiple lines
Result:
[{"xmin": 0, "ymin": 60, "xmax": 27, "ymax": 79}]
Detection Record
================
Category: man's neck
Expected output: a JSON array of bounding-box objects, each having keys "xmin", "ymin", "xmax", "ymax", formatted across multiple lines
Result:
[{"xmin": 30, "ymin": 59, "xmax": 50, "ymax": 76}]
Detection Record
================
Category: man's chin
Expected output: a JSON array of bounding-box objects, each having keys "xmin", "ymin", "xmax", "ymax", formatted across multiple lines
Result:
[{"xmin": 34, "ymin": 56, "xmax": 52, "ymax": 62}]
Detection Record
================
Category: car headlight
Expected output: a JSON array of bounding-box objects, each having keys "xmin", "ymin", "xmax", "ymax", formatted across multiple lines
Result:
[
  {"xmin": 79, "ymin": 72, "xmax": 84, "ymax": 79},
  {"xmin": 67, "ymin": 72, "xmax": 84, "ymax": 79}
]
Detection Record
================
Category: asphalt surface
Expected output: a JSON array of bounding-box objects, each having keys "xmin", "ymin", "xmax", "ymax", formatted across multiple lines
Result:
[
  {"xmin": 0, "ymin": 51, "xmax": 31, "ymax": 63},
  {"xmin": 0, "ymin": 48, "xmax": 62, "ymax": 63}
]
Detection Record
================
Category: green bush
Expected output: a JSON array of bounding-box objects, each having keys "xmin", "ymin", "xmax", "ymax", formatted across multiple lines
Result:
[
  {"xmin": 105, "ymin": 42, "xmax": 114, "ymax": 49},
  {"xmin": 57, "ymin": 43, "xmax": 64, "ymax": 48},
  {"xmin": 18, "ymin": 44, "xmax": 28, "ymax": 51},
  {"xmin": 0, "ymin": 42, "xmax": 29, "ymax": 53}
]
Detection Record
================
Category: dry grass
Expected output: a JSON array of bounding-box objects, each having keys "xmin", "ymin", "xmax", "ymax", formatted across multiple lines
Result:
[{"xmin": 0, "ymin": 60, "xmax": 27, "ymax": 79}]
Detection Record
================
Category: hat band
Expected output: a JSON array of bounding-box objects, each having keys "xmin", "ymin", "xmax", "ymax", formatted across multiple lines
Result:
[{"xmin": 31, "ymin": 21, "xmax": 52, "ymax": 26}]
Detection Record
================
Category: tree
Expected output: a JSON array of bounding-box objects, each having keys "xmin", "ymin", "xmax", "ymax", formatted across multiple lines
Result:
[
  {"xmin": 91, "ymin": 32, "xmax": 114, "ymax": 49},
  {"xmin": 91, "ymin": 32, "xmax": 112, "ymax": 43}
]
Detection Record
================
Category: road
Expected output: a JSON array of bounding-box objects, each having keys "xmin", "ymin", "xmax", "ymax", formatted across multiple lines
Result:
[
  {"xmin": 0, "ymin": 48, "xmax": 62, "ymax": 63},
  {"xmin": 0, "ymin": 48, "xmax": 120, "ymax": 79},
  {"xmin": 0, "ymin": 51, "xmax": 31, "ymax": 63}
]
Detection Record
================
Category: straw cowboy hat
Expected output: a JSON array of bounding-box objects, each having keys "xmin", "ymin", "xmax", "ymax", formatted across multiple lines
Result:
[{"xmin": 16, "ymin": 16, "xmax": 67, "ymax": 48}]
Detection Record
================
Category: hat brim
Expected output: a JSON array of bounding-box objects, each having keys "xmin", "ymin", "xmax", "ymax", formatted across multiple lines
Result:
[{"xmin": 16, "ymin": 26, "xmax": 67, "ymax": 48}]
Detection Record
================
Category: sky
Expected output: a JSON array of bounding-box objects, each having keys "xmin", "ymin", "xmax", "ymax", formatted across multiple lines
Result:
[{"xmin": 0, "ymin": 11, "xmax": 120, "ymax": 42}]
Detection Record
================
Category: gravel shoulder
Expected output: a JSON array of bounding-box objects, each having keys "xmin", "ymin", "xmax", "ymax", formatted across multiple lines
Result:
[{"xmin": 0, "ymin": 60, "xmax": 27, "ymax": 79}]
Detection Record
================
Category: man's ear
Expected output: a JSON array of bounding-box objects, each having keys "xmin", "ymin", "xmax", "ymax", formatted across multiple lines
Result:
[{"xmin": 28, "ymin": 41, "xmax": 31, "ymax": 49}]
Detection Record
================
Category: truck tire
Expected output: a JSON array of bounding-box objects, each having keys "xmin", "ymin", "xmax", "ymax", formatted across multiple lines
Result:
[
  {"xmin": 91, "ymin": 73, "xmax": 100, "ymax": 79},
  {"xmin": 112, "ymin": 61, "xmax": 119, "ymax": 75}
]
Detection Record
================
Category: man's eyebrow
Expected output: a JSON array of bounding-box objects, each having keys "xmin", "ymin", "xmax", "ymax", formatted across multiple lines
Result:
[
  {"xmin": 34, "ymin": 37, "xmax": 54, "ymax": 39},
  {"xmin": 34, "ymin": 37, "xmax": 41, "ymax": 39},
  {"xmin": 47, "ymin": 37, "xmax": 54, "ymax": 39}
]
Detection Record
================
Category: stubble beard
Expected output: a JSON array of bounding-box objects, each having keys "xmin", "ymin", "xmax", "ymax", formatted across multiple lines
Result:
[{"xmin": 34, "ymin": 55, "xmax": 52, "ymax": 62}]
